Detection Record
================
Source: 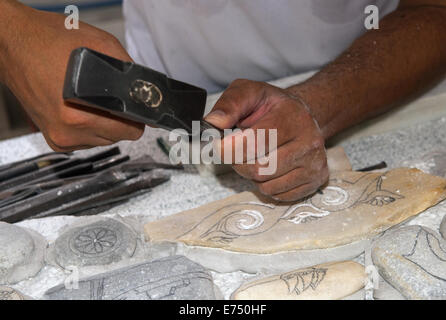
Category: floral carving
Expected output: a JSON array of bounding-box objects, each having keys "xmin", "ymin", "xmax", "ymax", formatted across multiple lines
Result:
[{"xmin": 72, "ymin": 227, "xmax": 118, "ymax": 255}]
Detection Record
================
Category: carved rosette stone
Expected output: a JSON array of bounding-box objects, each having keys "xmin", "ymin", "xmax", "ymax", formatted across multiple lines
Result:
[{"xmin": 51, "ymin": 218, "xmax": 139, "ymax": 268}]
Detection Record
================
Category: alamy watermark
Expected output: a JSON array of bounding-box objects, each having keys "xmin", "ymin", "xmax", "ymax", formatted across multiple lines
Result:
[
  {"xmin": 65, "ymin": 5, "xmax": 79, "ymax": 30},
  {"xmin": 65, "ymin": 4, "xmax": 380, "ymax": 31},
  {"xmin": 365, "ymin": 5, "xmax": 380, "ymax": 30},
  {"xmin": 168, "ymin": 121, "xmax": 278, "ymax": 176}
]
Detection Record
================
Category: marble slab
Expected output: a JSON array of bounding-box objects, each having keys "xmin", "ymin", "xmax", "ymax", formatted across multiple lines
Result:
[
  {"xmin": 372, "ymin": 225, "xmax": 446, "ymax": 300},
  {"xmin": 373, "ymin": 277, "xmax": 406, "ymax": 300},
  {"xmin": 145, "ymin": 169, "xmax": 446, "ymax": 272},
  {"xmin": 342, "ymin": 117, "xmax": 446, "ymax": 171},
  {"xmin": 440, "ymin": 215, "xmax": 446, "ymax": 239},
  {"xmin": 231, "ymin": 261, "xmax": 365, "ymax": 300},
  {"xmin": 0, "ymin": 222, "xmax": 46, "ymax": 284},
  {"xmin": 44, "ymin": 256, "xmax": 218, "ymax": 300}
]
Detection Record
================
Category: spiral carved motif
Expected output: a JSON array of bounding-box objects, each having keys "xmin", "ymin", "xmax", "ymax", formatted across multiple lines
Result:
[
  {"xmin": 320, "ymin": 187, "xmax": 349, "ymax": 206},
  {"xmin": 310, "ymin": 186, "xmax": 352, "ymax": 211},
  {"xmin": 234, "ymin": 210, "xmax": 265, "ymax": 230}
]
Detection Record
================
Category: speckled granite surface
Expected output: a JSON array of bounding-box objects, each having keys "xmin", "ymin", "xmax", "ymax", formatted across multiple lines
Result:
[
  {"xmin": 1, "ymin": 114, "xmax": 446, "ymax": 299},
  {"xmin": 343, "ymin": 117, "xmax": 446, "ymax": 171}
]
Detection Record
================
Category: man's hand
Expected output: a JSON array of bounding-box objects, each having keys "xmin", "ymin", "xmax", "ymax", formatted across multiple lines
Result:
[
  {"xmin": 0, "ymin": 2, "xmax": 144, "ymax": 151},
  {"xmin": 205, "ymin": 79, "xmax": 329, "ymax": 202},
  {"xmin": 204, "ymin": 1, "xmax": 446, "ymax": 203}
]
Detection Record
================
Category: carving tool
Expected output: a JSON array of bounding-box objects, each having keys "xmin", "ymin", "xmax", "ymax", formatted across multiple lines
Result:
[
  {"xmin": 0, "ymin": 158, "xmax": 83, "ymax": 192},
  {"xmin": 358, "ymin": 161, "xmax": 388, "ymax": 172},
  {"xmin": 0, "ymin": 152, "xmax": 71, "ymax": 173},
  {"xmin": 33, "ymin": 170, "xmax": 170, "ymax": 219},
  {"xmin": 0, "ymin": 155, "xmax": 176, "ymax": 221},
  {"xmin": 91, "ymin": 154, "xmax": 130, "ymax": 172},
  {"xmin": 156, "ymin": 137, "xmax": 172, "ymax": 157},
  {"xmin": 63, "ymin": 48, "xmax": 222, "ymax": 136},
  {"xmin": 0, "ymin": 147, "xmax": 121, "ymax": 192},
  {"xmin": 120, "ymin": 155, "xmax": 183, "ymax": 171},
  {"xmin": 0, "ymin": 153, "xmax": 71, "ymax": 182},
  {"xmin": 0, "ymin": 169, "xmax": 137, "ymax": 223}
]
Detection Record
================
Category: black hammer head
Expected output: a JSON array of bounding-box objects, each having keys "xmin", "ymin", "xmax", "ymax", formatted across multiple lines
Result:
[{"xmin": 63, "ymin": 48, "xmax": 208, "ymax": 134}]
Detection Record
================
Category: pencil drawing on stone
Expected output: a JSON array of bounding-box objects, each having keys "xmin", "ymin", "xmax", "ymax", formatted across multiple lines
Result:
[
  {"xmin": 45, "ymin": 256, "xmax": 217, "ymax": 300},
  {"xmin": 177, "ymin": 173, "xmax": 404, "ymax": 244},
  {"xmin": 402, "ymin": 228, "xmax": 446, "ymax": 281},
  {"xmin": 280, "ymin": 268, "xmax": 328, "ymax": 295},
  {"xmin": 112, "ymin": 271, "xmax": 213, "ymax": 300},
  {"xmin": 233, "ymin": 267, "xmax": 329, "ymax": 297},
  {"xmin": 71, "ymin": 226, "xmax": 119, "ymax": 256}
]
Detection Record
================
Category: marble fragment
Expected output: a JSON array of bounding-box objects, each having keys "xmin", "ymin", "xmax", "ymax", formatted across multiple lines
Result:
[
  {"xmin": 373, "ymin": 277, "xmax": 406, "ymax": 300},
  {"xmin": 421, "ymin": 149, "xmax": 446, "ymax": 178},
  {"xmin": 0, "ymin": 222, "xmax": 46, "ymax": 284},
  {"xmin": 44, "ymin": 256, "xmax": 218, "ymax": 300},
  {"xmin": 326, "ymin": 146, "xmax": 352, "ymax": 172},
  {"xmin": 47, "ymin": 217, "xmax": 147, "ymax": 270},
  {"xmin": 0, "ymin": 286, "xmax": 29, "ymax": 300},
  {"xmin": 145, "ymin": 169, "xmax": 446, "ymax": 272},
  {"xmin": 231, "ymin": 261, "xmax": 365, "ymax": 300},
  {"xmin": 372, "ymin": 225, "xmax": 446, "ymax": 300},
  {"xmin": 440, "ymin": 215, "xmax": 446, "ymax": 239}
]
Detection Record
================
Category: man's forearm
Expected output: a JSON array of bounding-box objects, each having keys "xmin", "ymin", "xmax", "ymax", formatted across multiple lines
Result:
[
  {"xmin": 288, "ymin": 5, "xmax": 446, "ymax": 140},
  {"xmin": 0, "ymin": 0, "xmax": 29, "ymax": 84}
]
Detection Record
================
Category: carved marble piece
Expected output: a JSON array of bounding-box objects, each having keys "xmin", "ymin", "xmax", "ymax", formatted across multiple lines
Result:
[
  {"xmin": 440, "ymin": 215, "xmax": 446, "ymax": 239},
  {"xmin": 0, "ymin": 222, "xmax": 46, "ymax": 284},
  {"xmin": 44, "ymin": 256, "xmax": 218, "ymax": 300},
  {"xmin": 47, "ymin": 217, "xmax": 144, "ymax": 269},
  {"xmin": 145, "ymin": 169, "xmax": 446, "ymax": 256},
  {"xmin": 372, "ymin": 225, "xmax": 446, "ymax": 300},
  {"xmin": 0, "ymin": 286, "xmax": 29, "ymax": 300},
  {"xmin": 373, "ymin": 277, "xmax": 406, "ymax": 300},
  {"xmin": 231, "ymin": 261, "xmax": 365, "ymax": 300}
]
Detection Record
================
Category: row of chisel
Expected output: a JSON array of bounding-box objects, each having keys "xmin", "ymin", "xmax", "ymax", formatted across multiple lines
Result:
[{"xmin": 0, "ymin": 147, "xmax": 182, "ymax": 223}]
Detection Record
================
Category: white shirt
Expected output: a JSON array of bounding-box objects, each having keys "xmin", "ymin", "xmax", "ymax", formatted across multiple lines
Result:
[{"xmin": 123, "ymin": 0, "xmax": 399, "ymax": 93}]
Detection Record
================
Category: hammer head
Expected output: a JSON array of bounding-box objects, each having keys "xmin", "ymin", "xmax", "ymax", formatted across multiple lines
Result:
[{"xmin": 63, "ymin": 48, "xmax": 208, "ymax": 134}]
